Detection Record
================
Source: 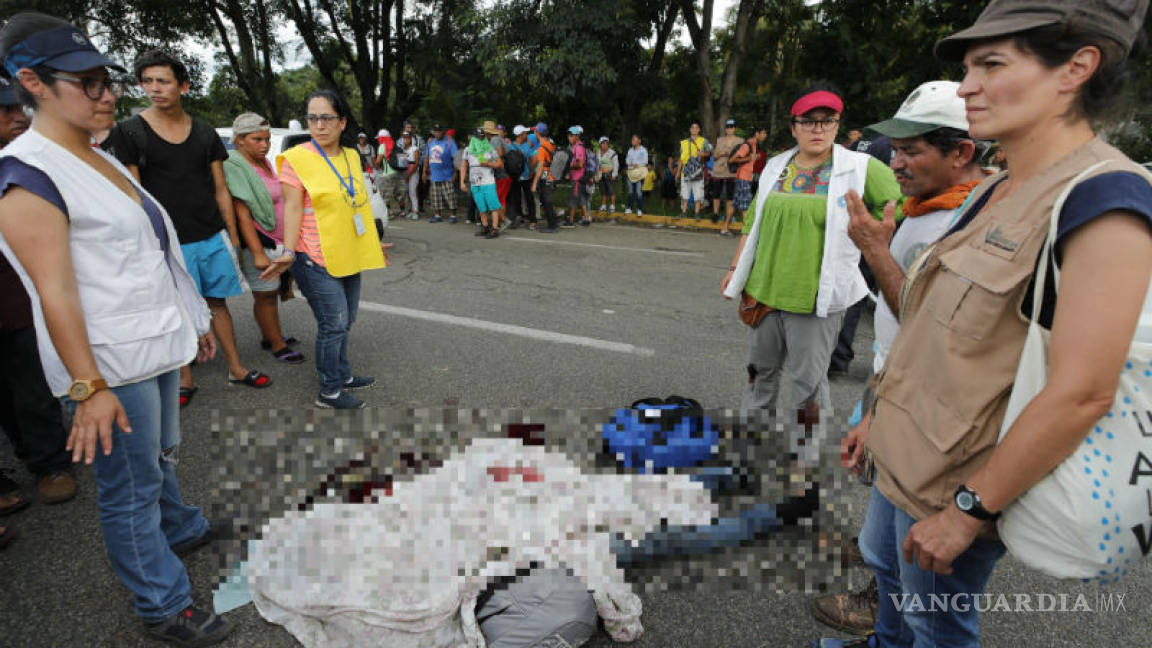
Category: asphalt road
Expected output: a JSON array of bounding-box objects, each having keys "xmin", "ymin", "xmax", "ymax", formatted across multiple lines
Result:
[{"xmin": 1, "ymin": 218, "xmax": 1148, "ymax": 647}]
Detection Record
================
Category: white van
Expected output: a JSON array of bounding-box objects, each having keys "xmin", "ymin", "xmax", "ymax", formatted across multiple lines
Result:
[{"xmin": 216, "ymin": 127, "xmax": 387, "ymax": 228}]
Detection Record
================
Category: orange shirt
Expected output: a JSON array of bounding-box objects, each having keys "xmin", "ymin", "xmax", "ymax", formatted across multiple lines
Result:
[{"xmin": 278, "ymin": 141, "xmax": 326, "ymax": 266}]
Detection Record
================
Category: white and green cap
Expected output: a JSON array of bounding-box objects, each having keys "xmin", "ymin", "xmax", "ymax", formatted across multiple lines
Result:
[{"xmin": 868, "ymin": 81, "xmax": 969, "ymax": 139}]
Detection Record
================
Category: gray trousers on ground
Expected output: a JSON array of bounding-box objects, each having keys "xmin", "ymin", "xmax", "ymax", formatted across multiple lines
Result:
[{"xmin": 741, "ymin": 309, "xmax": 845, "ymax": 463}]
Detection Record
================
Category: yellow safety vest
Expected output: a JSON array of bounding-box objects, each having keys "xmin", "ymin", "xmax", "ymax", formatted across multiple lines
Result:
[{"xmin": 278, "ymin": 144, "xmax": 386, "ymax": 277}]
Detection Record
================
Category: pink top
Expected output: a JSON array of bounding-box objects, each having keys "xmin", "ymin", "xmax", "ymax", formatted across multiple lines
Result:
[
  {"xmin": 278, "ymin": 142, "xmax": 326, "ymax": 267},
  {"xmin": 251, "ymin": 158, "xmax": 286, "ymax": 243}
]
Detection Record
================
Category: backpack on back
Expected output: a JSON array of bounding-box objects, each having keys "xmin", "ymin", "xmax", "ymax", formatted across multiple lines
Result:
[
  {"xmin": 533, "ymin": 139, "xmax": 556, "ymax": 179},
  {"xmin": 503, "ymin": 148, "xmax": 526, "ymax": 178},
  {"xmin": 582, "ymin": 149, "xmax": 599, "ymax": 185},
  {"xmin": 549, "ymin": 148, "xmax": 571, "ymax": 182}
]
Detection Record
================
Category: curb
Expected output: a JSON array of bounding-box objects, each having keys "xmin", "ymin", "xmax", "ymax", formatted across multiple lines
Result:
[{"xmin": 587, "ymin": 209, "xmax": 744, "ymax": 233}]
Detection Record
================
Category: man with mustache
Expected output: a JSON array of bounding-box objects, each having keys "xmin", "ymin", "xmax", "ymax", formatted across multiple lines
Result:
[{"xmin": 813, "ymin": 80, "xmax": 989, "ymax": 641}]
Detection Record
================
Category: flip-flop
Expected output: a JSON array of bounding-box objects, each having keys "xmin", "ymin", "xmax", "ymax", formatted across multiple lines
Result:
[
  {"xmin": 228, "ymin": 370, "xmax": 273, "ymax": 388},
  {"xmin": 178, "ymin": 386, "xmax": 198, "ymax": 409},
  {"xmin": 0, "ymin": 494, "xmax": 30, "ymax": 517}
]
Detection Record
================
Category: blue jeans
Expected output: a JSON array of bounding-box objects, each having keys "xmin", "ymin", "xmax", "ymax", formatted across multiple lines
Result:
[
  {"xmin": 65, "ymin": 369, "xmax": 208, "ymax": 621},
  {"xmin": 860, "ymin": 486, "xmax": 1005, "ymax": 648},
  {"xmin": 292, "ymin": 253, "xmax": 361, "ymax": 394},
  {"xmin": 627, "ymin": 180, "xmax": 644, "ymax": 212}
]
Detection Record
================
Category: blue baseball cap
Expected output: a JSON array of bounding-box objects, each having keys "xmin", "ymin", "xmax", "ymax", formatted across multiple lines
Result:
[
  {"xmin": 1, "ymin": 16, "xmax": 126, "ymax": 78},
  {"xmin": 567, "ymin": 125, "xmax": 583, "ymax": 135},
  {"xmin": 535, "ymin": 122, "xmax": 548, "ymax": 134}
]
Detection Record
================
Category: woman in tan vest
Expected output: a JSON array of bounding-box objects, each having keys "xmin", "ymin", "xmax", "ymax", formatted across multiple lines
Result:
[{"xmin": 838, "ymin": 1, "xmax": 1152, "ymax": 646}]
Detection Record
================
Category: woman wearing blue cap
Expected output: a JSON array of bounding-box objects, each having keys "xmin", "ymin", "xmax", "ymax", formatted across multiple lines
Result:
[{"xmin": 0, "ymin": 11, "xmax": 233, "ymax": 647}]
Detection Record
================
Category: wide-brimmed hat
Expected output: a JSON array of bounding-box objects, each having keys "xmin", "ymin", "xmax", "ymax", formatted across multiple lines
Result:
[
  {"xmin": 868, "ymin": 81, "xmax": 969, "ymax": 139},
  {"xmin": 936, "ymin": 0, "xmax": 1150, "ymax": 62},
  {"xmin": 480, "ymin": 120, "xmax": 500, "ymax": 136}
]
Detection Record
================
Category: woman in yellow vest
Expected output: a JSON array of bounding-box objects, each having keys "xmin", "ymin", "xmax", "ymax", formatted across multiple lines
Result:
[{"xmin": 261, "ymin": 89, "xmax": 386, "ymax": 409}]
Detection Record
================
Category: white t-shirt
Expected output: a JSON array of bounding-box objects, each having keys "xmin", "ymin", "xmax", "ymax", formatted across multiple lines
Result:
[
  {"xmin": 464, "ymin": 149, "xmax": 496, "ymax": 186},
  {"xmin": 872, "ymin": 208, "xmax": 955, "ymax": 374}
]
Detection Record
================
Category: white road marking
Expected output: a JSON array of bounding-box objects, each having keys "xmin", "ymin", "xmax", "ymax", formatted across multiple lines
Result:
[
  {"xmin": 358, "ymin": 301, "xmax": 656, "ymax": 356},
  {"xmin": 504, "ymin": 237, "xmax": 703, "ymax": 257}
]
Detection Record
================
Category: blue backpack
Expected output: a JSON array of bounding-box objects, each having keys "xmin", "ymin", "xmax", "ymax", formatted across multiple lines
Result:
[
  {"xmin": 601, "ymin": 396, "xmax": 718, "ymax": 472},
  {"xmin": 582, "ymin": 149, "xmax": 599, "ymax": 185}
]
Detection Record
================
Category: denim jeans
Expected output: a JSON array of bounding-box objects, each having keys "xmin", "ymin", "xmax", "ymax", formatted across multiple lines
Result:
[
  {"xmin": 65, "ymin": 369, "xmax": 208, "ymax": 621},
  {"xmin": 627, "ymin": 180, "xmax": 644, "ymax": 212},
  {"xmin": 292, "ymin": 253, "xmax": 361, "ymax": 394},
  {"xmin": 860, "ymin": 486, "xmax": 1006, "ymax": 648}
]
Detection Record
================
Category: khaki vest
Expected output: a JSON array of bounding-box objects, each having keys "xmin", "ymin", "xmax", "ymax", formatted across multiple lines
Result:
[{"xmin": 868, "ymin": 137, "xmax": 1148, "ymax": 521}]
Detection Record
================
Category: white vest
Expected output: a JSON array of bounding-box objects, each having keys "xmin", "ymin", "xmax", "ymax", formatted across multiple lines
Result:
[
  {"xmin": 724, "ymin": 144, "xmax": 872, "ymax": 317},
  {"xmin": 0, "ymin": 129, "xmax": 211, "ymax": 396}
]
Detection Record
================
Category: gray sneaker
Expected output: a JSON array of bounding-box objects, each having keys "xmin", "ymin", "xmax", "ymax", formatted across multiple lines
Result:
[
  {"xmin": 315, "ymin": 390, "xmax": 365, "ymax": 409},
  {"xmin": 144, "ymin": 606, "xmax": 234, "ymax": 647}
]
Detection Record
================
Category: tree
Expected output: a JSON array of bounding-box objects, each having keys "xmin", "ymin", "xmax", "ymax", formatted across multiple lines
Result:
[
  {"xmin": 202, "ymin": 0, "xmax": 283, "ymax": 123},
  {"xmin": 677, "ymin": 0, "xmax": 764, "ymax": 139}
]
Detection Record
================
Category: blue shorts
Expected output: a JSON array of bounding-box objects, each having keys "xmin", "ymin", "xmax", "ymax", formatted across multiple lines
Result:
[
  {"xmin": 180, "ymin": 231, "xmax": 245, "ymax": 299},
  {"xmin": 470, "ymin": 183, "xmax": 501, "ymax": 213}
]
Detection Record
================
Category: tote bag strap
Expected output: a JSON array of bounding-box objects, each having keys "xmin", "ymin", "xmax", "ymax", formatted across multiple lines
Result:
[{"xmin": 1029, "ymin": 160, "xmax": 1112, "ymax": 323}]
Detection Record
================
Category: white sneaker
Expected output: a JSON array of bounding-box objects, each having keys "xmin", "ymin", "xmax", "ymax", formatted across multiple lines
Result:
[{"xmin": 624, "ymin": 208, "xmax": 632, "ymax": 214}]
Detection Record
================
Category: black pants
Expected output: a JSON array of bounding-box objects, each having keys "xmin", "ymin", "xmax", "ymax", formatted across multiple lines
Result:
[
  {"xmin": 0, "ymin": 325, "xmax": 70, "ymax": 477},
  {"xmin": 538, "ymin": 180, "xmax": 556, "ymax": 229},
  {"xmin": 508, "ymin": 178, "xmax": 537, "ymax": 224}
]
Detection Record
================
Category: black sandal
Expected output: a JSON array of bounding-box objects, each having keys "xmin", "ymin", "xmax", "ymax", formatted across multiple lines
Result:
[
  {"xmin": 178, "ymin": 386, "xmax": 198, "ymax": 409},
  {"xmin": 271, "ymin": 347, "xmax": 305, "ymax": 364},
  {"xmin": 227, "ymin": 370, "xmax": 273, "ymax": 388}
]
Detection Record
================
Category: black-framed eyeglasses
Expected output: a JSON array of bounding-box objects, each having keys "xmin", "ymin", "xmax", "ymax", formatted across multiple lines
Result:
[
  {"xmin": 791, "ymin": 117, "xmax": 840, "ymax": 131},
  {"xmin": 50, "ymin": 73, "xmax": 128, "ymax": 101},
  {"xmin": 306, "ymin": 114, "xmax": 340, "ymax": 125}
]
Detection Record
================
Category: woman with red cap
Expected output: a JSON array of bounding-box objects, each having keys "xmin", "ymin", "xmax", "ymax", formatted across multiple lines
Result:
[{"xmin": 722, "ymin": 84, "xmax": 900, "ymax": 435}]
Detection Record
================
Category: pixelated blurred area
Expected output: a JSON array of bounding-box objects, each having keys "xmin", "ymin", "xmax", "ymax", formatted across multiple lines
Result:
[{"xmin": 207, "ymin": 407, "xmax": 859, "ymax": 597}]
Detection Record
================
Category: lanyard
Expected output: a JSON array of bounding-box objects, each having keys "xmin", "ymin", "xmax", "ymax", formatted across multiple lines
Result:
[{"xmin": 311, "ymin": 138, "xmax": 356, "ymax": 200}]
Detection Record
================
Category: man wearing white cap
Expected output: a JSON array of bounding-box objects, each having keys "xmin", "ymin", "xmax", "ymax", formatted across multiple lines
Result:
[
  {"xmin": 812, "ymin": 80, "xmax": 989, "ymax": 640},
  {"xmin": 508, "ymin": 125, "xmax": 538, "ymax": 229}
]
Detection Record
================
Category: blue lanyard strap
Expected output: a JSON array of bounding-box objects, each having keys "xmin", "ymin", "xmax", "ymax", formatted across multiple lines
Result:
[{"xmin": 311, "ymin": 138, "xmax": 356, "ymax": 199}]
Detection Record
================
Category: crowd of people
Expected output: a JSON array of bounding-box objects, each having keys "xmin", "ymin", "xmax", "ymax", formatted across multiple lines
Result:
[{"xmin": 0, "ymin": 1, "xmax": 1151, "ymax": 647}]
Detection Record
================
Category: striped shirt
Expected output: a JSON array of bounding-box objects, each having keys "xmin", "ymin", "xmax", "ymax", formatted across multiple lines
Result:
[{"xmin": 278, "ymin": 141, "xmax": 325, "ymax": 266}]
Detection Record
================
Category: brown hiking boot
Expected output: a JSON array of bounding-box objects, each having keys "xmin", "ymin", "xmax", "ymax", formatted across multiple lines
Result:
[
  {"xmin": 811, "ymin": 577, "xmax": 878, "ymax": 636},
  {"xmin": 37, "ymin": 471, "xmax": 77, "ymax": 504}
]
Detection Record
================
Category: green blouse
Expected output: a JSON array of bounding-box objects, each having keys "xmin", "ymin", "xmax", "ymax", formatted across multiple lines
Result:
[{"xmin": 743, "ymin": 155, "xmax": 901, "ymax": 313}]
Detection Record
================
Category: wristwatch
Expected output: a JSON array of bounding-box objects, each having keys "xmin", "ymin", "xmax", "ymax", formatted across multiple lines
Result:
[
  {"xmin": 954, "ymin": 484, "xmax": 1001, "ymax": 521},
  {"xmin": 69, "ymin": 378, "xmax": 108, "ymax": 402}
]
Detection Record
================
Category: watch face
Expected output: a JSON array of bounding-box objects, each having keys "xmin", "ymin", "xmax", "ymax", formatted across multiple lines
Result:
[
  {"xmin": 956, "ymin": 491, "xmax": 974, "ymax": 511},
  {"xmin": 69, "ymin": 382, "xmax": 89, "ymax": 401}
]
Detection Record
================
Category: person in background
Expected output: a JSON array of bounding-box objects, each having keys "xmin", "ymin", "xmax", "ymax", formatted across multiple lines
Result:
[
  {"xmin": 103, "ymin": 49, "xmax": 271, "ymax": 407},
  {"xmin": 661, "ymin": 155, "xmax": 678, "ymax": 211},
  {"xmin": 222, "ymin": 112, "xmax": 303, "ymax": 365},
  {"xmin": 839, "ymin": 2, "xmax": 1152, "ymax": 645},
  {"xmin": 642, "ymin": 161, "xmax": 657, "ymax": 206},
  {"xmin": 261, "ymin": 89, "xmax": 387, "ymax": 410},
  {"xmin": 423, "ymin": 124, "xmax": 458, "ymax": 224},
  {"xmin": 485, "ymin": 121, "xmax": 512, "ymax": 228},
  {"xmin": 844, "ymin": 128, "xmax": 864, "ymax": 149},
  {"xmin": 624, "ymin": 134, "xmax": 649, "ymax": 215},
  {"xmin": 0, "ymin": 12, "xmax": 231, "ymax": 643},
  {"xmin": 399, "ymin": 131, "xmax": 421, "ymax": 220},
  {"xmin": 508, "ymin": 124, "xmax": 538, "ymax": 230},
  {"xmin": 676, "ymin": 121, "xmax": 711, "ymax": 219},
  {"xmin": 374, "ymin": 128, "xmax": 407, "ymax": 216},
  {"xmin": 530, "ymin": 122, "xmax": 559, "ymax": 233},
  {"xmin": 711, "ymin": 118, "xmax": 742, "ymax": 226},
  {"xmin": 0, "ymin": 70, "xmax": 76, "ymax": 552},
  {"xmin": 461, "ymin": 125, "xmax": 504, "ymax": 239},
  {"xmin": 723, "ymin": 124, "xmax": 768, "ymax": 237},
  {"xmin": 595, "ymin": 135, "xmax": 619, "ymax": 214},
  {"xmin": 355, "ymin": 132, "xmax": 373, "ymax": 167},
  {"xmin": 564, "ymin": 125, "xmax": 588, "ymax": 227}
]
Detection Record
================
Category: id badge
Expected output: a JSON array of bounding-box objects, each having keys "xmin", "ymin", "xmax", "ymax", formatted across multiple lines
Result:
[{"xmin": 353, "ymin": 212, "xmax": 366, "ymax": 236}]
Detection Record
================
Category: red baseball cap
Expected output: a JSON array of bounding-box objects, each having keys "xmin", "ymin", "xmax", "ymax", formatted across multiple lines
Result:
[{"xmin": 791, "ymin": 90, "xmax": 843, "ymax": 117}]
